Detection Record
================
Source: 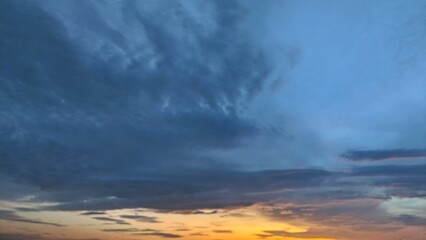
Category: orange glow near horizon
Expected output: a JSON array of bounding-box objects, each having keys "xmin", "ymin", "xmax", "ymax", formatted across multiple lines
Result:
[{"xmin": 1, "ymin": 200, "xmax": 426, "ymax": 240}]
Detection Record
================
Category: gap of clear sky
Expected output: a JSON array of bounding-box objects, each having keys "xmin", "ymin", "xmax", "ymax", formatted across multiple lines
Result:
[{"xmin": 1, "ymin": 0, "xmax": 426, "ymax": 239}]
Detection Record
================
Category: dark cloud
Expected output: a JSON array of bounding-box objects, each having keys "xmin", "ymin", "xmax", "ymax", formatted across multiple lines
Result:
[
  {"xmin": 21, "ymin": 164, "xmax": 422, "ymax": 212},
  {"xmin": 167, "ymin": 210, "xmax": 219, "ymax": 215},
  {"xmin": 92, "ymin": 217, "xmax": 129, "ymax": 225},
  {"xmin": 40, "ymin": 169, "xmax": 335, "ymax": 211},
  {"xmin": 101, "ymin": 228, "xmax": 139, "ymax": 232},
  {"xmin": 0, "ymin": 177, "xmax": 41, "ymax": 201},
  {"xmin": 101, "ymin": 228, "xmax": 153, "ymax": 233},
  {"xmin": 119, "ymin": 214, "xmax": 160, "ymax": 223},
  {"xmin": 262, "ymin": 230, "xmax": 331, "ymax": 239},
  {"xmin": 341, "ymin": 149, "xmax": 426, "ymax": 161},
  {"xmin": 189, "ymin": 232, "xmax": 208, "ymax": 236},
  {"xmin": 393, "ymin": 214, "xmax": 426, "ymax": 226},
  {"xmin": 0, "ymin": 0, "xmax": 274, "ymax": 185},
  {"xmin": 0, "ymin": 0, "xmax": 288, "ymax": 213},
  {"xmin": 351, "ymin": 164, "xmax": 426, "ymax": 176},
  {"xmin": 80, "ymin": 211, "xmax": 105, "ymax": 216},
  {"xmin": 254, "ymin": 233, "xmax": 273, "ymax": 238},
  {"xmin": 349, "ymin": 164, "xmax": 426, "ymax": 198},
  {"xmin": 174, "ymin": 228, "xmax": 190, "ymax": 232},
  {"xmin": 0, "ymin": 233, "xmax": 45, "ymax": 240},
  {"xmin": 213, "ymin": 230, "xmax": 233, "ymax": 233},
  {"xmin": 131, "ymin": 232, "xmax": 182, "ymax": 238},
  {"xmin": 14, "ymin": 207, "xmax": 40, "ymax": 212},
  {"xmin": 0, "ymin": 210, "xmax": 64, "ymax": 227}
]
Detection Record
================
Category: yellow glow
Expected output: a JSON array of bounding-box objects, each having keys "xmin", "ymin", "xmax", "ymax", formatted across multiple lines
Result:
[{"xmin": 4, "ymin": 200, "xmax": 425, "ymax": 240}]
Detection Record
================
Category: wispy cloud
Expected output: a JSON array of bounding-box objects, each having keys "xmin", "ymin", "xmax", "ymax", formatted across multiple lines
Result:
[
  {"xmin": 341, "ymin": 149, "xmax": 426, "ymax": 161},
  {"xmin": 80, "ymin": 211, "xmax": 105, "ymax": 216},
  {"xmin": 0, "ymin": 210, "xmax": 64, "ymax": 227},
  {"xmin": 393, "ymin": 214, "xmax": 426, "ymax": 226},
  {"xmin": 213, "ymin": 230, "xmax": 233, "ymax": 234},
  {"xmin": 119, "ymin": 214, "xmax": 161, "ymax": 223},
  {"xmin": 131, "ymin": 232, "xmax": 182, "ymax": 238},
  {"xmin": 92, "ymin": 217, "xmax": 129, "ymax": 225}
]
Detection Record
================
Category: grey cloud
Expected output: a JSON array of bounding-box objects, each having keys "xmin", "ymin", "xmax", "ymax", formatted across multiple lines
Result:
[
  {"xmin": 349, "ymin": 164, "xmax": 426, "ymax": 198},
  {"xmin": 174, "ymin": 228, "xmax": 190, "ymax": 232},
  {"xmin": 213, "ymin": 230, "xmax": 233, "ymax": 233},
  {"xmin": 0, "ymin": 233, "xmax": 45, "ymax": 240},
  {"xmin": 393, "ymin": 214, "xmax": 426, "ymax": 226},
  {"xmin": 92, "ymin": 217, "xmax": 129, "ymax": 225},
  {"xmin": 80, "ymin": 211, "xmax": 105, "ymax": 216},
  {"xmin": 131, "ymin": 232, "xmax": 182, "ymax": 238},
  {"xmin": 189, "ymin": 232, "xmax": 208, "ymax": 236},
  {"xmin": 262, "ymin": 230, "xmax": 333, "ymax": 239},
  {"xmin": 254, "ymin": 233, "xmax": 273, "ymax": 238},
  {"xmin": 119, "ymin": 214, "xmax": 160, "ymax": 223},
  {"xmin": 14, "ymin": 207, "xmax": 40, "ymax": 212},
  {"xmin": 101, "ymin": 228, "xmax": 154, "ymax": 232},
  {"xmin": 351, "ymin": 164, "xmax": 426, "ymax": 176},
  {"xmin": 169, "ymin": 210, "xmax": 219, "ymax": 215},
  {"xmin": 0, "ymin": 0, "xmax": 283, "ymax": 211},
  {"xmin": 32, "ymin": 164, "xmax": 425, "ymax": 212},
  {"xmin": 0, "ymin": 177, "xmax": 41, "ymax": 201},
  {"xmin": 0, "ymin": 210, "xmax": 64, "ymax": 227},
  {"xmin": 41, "ymin": 168, "xmax": 335, "ymax": 211},
  {"xmin": 341, "ymin": 149, "xmax": 426, "ymax": 161},
  {"xmin": 260, "ymin": 198, "xmax": 394, "ymax": 231}
]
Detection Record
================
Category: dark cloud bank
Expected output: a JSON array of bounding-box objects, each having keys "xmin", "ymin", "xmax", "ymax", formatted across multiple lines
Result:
[{"xmin": 0, "ymin": 0, "xmax": 273, "ymax": 208}]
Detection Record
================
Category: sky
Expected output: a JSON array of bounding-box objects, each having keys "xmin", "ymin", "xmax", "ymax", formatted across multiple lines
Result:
[{"xmin": 0, "ymin": 0, "xmax": 426, "ymax": 239}]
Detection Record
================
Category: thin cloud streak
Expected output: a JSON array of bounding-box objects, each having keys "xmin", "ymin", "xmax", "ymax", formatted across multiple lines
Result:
[{"xmin": 341, "ymin": 149, "xmax": 426, "ymax": 161}]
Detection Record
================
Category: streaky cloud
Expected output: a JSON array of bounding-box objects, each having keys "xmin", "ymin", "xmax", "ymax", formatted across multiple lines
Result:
[
  {"xmin": 92, "ymin": 217, "xmax": 129, "ymax": 225},
  {"xmin": 0, "ymin": 210, "xmax": 64, "ymax": 227},
  {"xmin": 341, "ymin": 149, "xmax": 426, "ymax": 161}
]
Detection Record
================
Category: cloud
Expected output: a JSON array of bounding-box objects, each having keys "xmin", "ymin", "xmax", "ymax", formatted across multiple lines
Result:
[
  {"xmin": 41, "ymin": 168, "xmax": 336, "ymax": 211},
  {"xmin": 213, "ymin": 230, "xmax": 233, "ymax": 233},
  {"xmin": 119, "ymin": 214, "xmax": 160, "ymax": 223},
  {"xmin": 254, "ymin": 233, "xmax": 273, "ymax": 238},
  {"xmin": 341, "ymin": 149, "xmax": 426, "ymax": 161},
  {"xmin": 0, "ymin": 0, "xmax": 297, "ymax": 213},
  {"xmin": 14, "ymin": 207, "xmax": 40, "ymax": 212},
  {"xmin": 131, "ymin": 232, "xmax": 182, "ymax": 238},
  {"xmin": 351, "ymin": 164, "xmax": 426, "ymax": 176},
  {"xmin": 259, "ymin": 198, "xmax": 396, "ymax": 233},
  {"xmin": 393, "ymin": 214, "xmax": 426, "ymax": 226},
  {"xmin": 92, "ymin": 217, "xmax": 129, "ymax": 225},
  {"xmin": 0, "ymin": 0, "xmax": 276, "ymax": 185},
  {"xmin": 17, "ymin": 163, "xmax": 421, "ymax": 213},
  {"xmin": 0, "ymin": 210, "xmax": 64, "ymax": 227},
  {"xmin": 80, "ymin": 211, "xmax": 105, "ymax": 216},
  {"xmin": 168, "ymin": 210, "xmax": 219, "ymax": 215},
  {"xmin": 174, "ymin": 228, "xmax": 190, "ymax": 232},
  {"xmin": 349, "ymin": 164, "xmax": 426, "ymax": 198},
  {"xmin": 261, "ymin": 230, "xmax": 334, "ymax": 239},
  {"xmin": 0, "ymin": 233, "xmax": 45, "ymax": 240},
  {"xmin": 189, "ymin": 232, "xmax": 208, "ymax": 236},
  {"xmin": 101, "ymin": 228, "xmax": 154, "ymax": 233}
]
